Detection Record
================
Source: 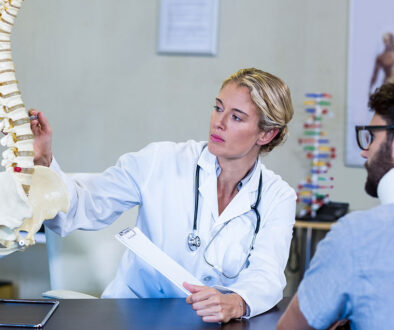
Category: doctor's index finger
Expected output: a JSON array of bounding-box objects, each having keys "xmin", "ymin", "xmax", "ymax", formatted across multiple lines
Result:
[
  {"xmin": 29, "ymin": 110, "xmax": 52, "ymax": 134},
  {"xmin": 28, "ymin": 109, "xmax": 40, "ymax": 122},
  {"xmin": 188, "ymin": 287, "xmax": 219, "ymax": 304},
  {"xmin": 183, "ymin": 282, "xmax": 206, "ymax": 293},
  {"xmin": 37, "ymin": 112, "xmax": 51, "ymax": 131}
]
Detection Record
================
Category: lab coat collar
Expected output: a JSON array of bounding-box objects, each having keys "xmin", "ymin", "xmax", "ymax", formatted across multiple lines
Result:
[
  {"xmin": 378, "ymin": 167, "xmax": 394, "ymax": 205},
  {"xmin": 197, "ymin": 147, "xmax": 262, "ymax": 226},
  {"xmin": 196, "ymin": 144, "xmax": 216, "ymax": 175}
]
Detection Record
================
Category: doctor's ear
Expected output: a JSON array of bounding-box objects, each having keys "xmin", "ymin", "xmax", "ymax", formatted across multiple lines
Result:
[{"xmin": 257, "ymin": 128, "xmax": 279, "ymax": 146}]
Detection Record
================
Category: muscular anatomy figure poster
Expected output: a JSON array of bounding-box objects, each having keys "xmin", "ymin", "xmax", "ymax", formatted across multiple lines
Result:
[{"xmin": 346, "ymin": 0, "xmax": 394, "ymax": 166}]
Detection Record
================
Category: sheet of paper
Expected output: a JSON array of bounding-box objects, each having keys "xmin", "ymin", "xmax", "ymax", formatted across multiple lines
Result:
[{"xmin": 116, "ymin": 227, "xmax": 203, "ymax": 296}]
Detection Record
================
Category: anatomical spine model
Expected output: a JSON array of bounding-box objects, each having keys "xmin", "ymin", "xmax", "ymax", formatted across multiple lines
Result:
[{"xmin": 0, "ymin": 0, "xmax": 69, "ymax": 255}]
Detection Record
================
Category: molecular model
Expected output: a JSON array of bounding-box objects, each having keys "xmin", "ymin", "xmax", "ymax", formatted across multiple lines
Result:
[{"xmin": 297, "ymin": 93, "xmax": 336, "ymax": 218}]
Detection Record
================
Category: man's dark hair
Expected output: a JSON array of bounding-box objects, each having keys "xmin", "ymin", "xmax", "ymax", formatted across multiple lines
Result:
[{"xmin": 369, "ymin": 83, "xmax": 394, "ymax": 141}]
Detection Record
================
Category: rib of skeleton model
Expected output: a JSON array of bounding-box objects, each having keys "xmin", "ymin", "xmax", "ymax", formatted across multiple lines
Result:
[{"xmin": 0, "ymin": 0, "xmax": 69, "ymax": 255}]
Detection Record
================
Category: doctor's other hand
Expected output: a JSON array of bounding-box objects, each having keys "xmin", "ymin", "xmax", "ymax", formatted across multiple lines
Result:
[
  {"xmin": 184, "ymin": 282, "xmax": 246, "ymax": 323},
  {"xmin": 29, "ymin": 109, "xmax": 53, "ymax": 167}
]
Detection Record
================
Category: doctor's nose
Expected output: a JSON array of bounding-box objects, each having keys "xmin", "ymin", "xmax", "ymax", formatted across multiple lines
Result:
[{"xmin": 213, "ymin": 113, "xmax": 227, "ymax": 130}]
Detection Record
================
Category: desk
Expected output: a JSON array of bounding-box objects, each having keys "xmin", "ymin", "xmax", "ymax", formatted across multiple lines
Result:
[
  {"xmin": 0, "ymin": 298, "xmax": 290, "ymax": 330},
  {"xmin": 295, "ymin": 220, "xmax": 335, "ymax": 271}
]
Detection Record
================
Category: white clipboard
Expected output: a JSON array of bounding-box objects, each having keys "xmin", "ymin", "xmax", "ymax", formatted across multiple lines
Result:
[{"xmin": 116, "ymin": 227, "xmax": 203, "ymax": 296}]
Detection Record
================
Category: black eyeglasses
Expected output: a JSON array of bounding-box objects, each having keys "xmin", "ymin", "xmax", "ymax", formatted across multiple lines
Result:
[{"xmin": 355, "ymin": 125, "xmax": 394, "ymax": 150}]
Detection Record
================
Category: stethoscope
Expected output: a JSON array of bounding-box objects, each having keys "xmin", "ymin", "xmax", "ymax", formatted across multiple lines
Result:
[{"xmin": 187, "ymin": 163, "xmax": 263, "ymax": 254}]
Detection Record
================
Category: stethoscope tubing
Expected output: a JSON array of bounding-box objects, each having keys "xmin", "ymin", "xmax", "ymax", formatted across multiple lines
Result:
[
  {"xmin": 193, "ymin": 164, "xmax": 200, "ymax": 232},
  {"xmin": 189, "ymin": 163, "xmax": 263, "ymax": 251}
]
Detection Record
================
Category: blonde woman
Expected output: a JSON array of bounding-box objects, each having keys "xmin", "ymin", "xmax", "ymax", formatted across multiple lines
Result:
[{"xmin": 32, "ymin": 68, "xmax": 296, "ymax": 322}]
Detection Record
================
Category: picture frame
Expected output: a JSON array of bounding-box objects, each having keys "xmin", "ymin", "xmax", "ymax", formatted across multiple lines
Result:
[
  {"xmin": 346, "ymin": 0, "xmax": 394, "ymax": 166},
  {"xmin": 157, "ymin": 0, "xmax": 219, "ymax": 56}
]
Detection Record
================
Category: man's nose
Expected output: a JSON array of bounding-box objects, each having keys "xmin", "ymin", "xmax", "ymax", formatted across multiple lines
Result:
[{"xmin": 360, "ymin": 149, "xmax": 368, "ymax": 159}]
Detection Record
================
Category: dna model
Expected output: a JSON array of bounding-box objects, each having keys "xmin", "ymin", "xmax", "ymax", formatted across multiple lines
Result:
[{"xmin": 297, "ymin": 93, "xmax": 336, "ymax": 218}]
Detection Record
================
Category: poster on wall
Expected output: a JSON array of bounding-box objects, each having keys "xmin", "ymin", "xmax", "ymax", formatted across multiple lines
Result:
[
  {"xmin": 346, "ymin": 0, "xmax": 394, "ymax": 166},
  {"xmin": 157, "ymin": 0, "xmax": 219, "ymax": 56}
]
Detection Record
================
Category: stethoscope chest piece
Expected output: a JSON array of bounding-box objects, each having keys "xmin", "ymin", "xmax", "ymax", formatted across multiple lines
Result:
[{"xmin": 187, "ymin": 232, "xmax": 201, "ymax": 251}]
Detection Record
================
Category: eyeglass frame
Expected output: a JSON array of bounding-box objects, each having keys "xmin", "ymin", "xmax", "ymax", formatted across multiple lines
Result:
[{"xmin": 355, "ymin": 125, "xmax": 394, "ymax": 150}]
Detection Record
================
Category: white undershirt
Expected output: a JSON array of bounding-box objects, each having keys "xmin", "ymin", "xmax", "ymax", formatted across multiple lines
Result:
[{"xmin": 377, "ymin": 168, "xmax": 394, "ymax": 205}]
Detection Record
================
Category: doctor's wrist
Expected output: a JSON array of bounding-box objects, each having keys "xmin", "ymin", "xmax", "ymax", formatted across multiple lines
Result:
[
  {"xmin": 238, "ymin": 296, "xmax": 246, "ymax": 317},
  {"xmin": 229, "ymin": 293, "xmax": 246, "ymax": 319},
  {"xmin": 34, "ymin": 152, "xmax": 52, "ymax": 167}
]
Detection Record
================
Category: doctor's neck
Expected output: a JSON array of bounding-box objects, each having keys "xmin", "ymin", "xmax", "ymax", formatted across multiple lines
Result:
[{"xmin": 217, "ymin": 155, "xmax": 258, "ymax": 191}]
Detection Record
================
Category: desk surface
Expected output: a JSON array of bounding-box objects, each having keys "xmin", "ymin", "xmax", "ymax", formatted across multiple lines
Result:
[
  {"xmin": 295, "ymin": 220, "xmax": 335, "ymax": 230},
  {"xmin": 0, "ymin": 298, "xmax": 290, "ymax": 330}
]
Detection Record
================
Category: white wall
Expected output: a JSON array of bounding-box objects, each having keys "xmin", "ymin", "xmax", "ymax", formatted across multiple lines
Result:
[
  {"xmin": 1, "ymin": 0, "xmax": 379, "ymax": 297},
  {"xmin": 0, "ymin": 243, "xmax": 50, "ymax": 298}
]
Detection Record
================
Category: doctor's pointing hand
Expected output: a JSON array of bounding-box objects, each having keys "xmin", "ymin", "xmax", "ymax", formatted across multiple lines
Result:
[{"xmin": 32, "ymin": 68, "xmax": 296, "ymax": 322}]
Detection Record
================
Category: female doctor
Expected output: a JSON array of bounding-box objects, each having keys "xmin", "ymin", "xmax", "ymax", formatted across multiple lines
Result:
[{"xmin": 31, "ymin": 68, "xmax": 296, "ymax": 323}]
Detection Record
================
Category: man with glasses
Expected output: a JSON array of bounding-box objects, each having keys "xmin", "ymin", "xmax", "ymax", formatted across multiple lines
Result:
[{"xmin": 277, "ymin": 83, "xmax": 394, "ymax": 330}]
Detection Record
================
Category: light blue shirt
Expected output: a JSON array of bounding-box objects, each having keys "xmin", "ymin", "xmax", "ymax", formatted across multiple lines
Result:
[{"xmin": 298, "ymin": 183, "xmax": 394, "ymax": 329}]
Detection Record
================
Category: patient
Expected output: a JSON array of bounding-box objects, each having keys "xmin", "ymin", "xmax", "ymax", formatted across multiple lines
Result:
[{"xmin": 277, "ymin": 83, "xmax": 394, "ymax": 329}]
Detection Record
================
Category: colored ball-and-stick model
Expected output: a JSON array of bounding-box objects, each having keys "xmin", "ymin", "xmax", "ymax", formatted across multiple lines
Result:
[{"xmin": 297, "ymin": 93, "xmax": 336, "ymax": 218}]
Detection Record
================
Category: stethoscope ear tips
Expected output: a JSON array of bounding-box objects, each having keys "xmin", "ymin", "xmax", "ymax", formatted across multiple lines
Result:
[{"xmin": 187, "ymin": 232, "xmax": 201, "ymax": 251}]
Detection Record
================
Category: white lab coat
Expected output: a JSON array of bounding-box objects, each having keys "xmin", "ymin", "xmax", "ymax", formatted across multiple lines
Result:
[{"xmin": 46, "ymin": 140, "xmax": 296, "ymax": 317}]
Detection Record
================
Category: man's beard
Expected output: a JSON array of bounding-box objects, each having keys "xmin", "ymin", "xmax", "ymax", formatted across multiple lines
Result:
[{"xmin": 364, "ymin": 139, "xmax": 394, "ymax": 197}]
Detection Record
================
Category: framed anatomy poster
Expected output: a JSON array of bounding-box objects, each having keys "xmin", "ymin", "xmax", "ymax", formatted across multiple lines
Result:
[
  {"xmin": 346, "ymin": 0, "xmax": 394, "ymax": 166},
  {"xmin": 157, "ymin": 0, "xmax": 219, "ymax": 56}
]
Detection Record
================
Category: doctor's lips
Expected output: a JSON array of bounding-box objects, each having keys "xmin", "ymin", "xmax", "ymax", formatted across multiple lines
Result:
[{"xmin": 210, "ymin": 134, "xmax": 225, "ymax": 143}]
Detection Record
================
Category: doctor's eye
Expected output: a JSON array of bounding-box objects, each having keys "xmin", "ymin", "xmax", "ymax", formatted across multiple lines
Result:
[
  {"xmin": 232, "ymin": 114, "xmax": 242, "ymax": 122},
  {"xmin": 213, "ymin": 105, "xmax": 223, "ymax": 112}
]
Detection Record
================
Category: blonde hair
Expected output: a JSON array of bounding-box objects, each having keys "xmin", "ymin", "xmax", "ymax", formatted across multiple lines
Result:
[{"xmin": 222, "ymin": 68, "xmax": 294, "ymax": 153}]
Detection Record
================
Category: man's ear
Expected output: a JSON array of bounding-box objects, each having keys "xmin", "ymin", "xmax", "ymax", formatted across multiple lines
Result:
[{"xmin": 257, "ymin": 128, "xmax": 279, "ymax": 146}]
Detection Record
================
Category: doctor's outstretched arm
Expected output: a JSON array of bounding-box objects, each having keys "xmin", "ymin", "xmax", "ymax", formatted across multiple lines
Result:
[
  {"xmin": 184, "ymin": 282, "xmax": 246, "ymax": 323},
  {"xmin": 29, "ymin": 111, "xmax": 147, "ymax": 236}
]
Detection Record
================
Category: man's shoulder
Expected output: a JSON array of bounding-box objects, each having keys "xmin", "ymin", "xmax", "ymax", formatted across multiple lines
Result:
[
  {"xmin": 330, "ymin": 203, "xmax": 394, "ymax": 244},
  {"xmin": 339, "ymin": 203, "xmax": 394, "ymax": 227}
]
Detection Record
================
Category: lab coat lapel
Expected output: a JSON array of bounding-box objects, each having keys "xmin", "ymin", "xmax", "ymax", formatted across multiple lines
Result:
[
  {"xmin": 197, "ymin": 147, "xmax": 219, "ymax": 221},
  {"xmin": 198, "ymin": 173, "xmax": 218, "ymax": 221},
  {"xmin": 217, "ymin": 189, "xmax": 251, "ymax": 225},
  {"xmin": 216, "ymin": 159, "xmax": 262, "ymax": 226}
]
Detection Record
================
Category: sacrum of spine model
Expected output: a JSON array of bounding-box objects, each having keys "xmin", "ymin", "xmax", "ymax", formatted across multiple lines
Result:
[{"xmin": 0, "ymin": 0, "xmax": 69, "ymax": 255}]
